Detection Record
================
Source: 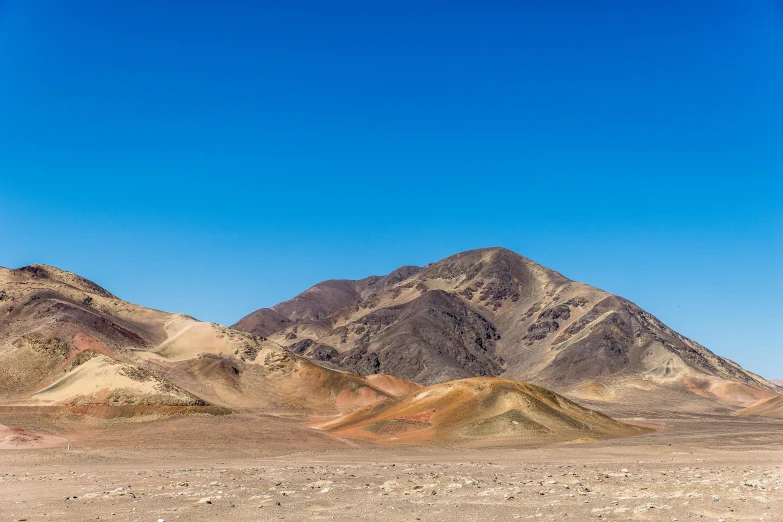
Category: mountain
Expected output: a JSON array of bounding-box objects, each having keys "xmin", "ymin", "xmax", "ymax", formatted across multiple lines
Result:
[
  {"xmin": 234, "ymin": 247, "xmax": 779, "ymax": 412},
  {"xmin": 0, "ymin": 265, "xmax": 398, "ymax": 414},
  {"xmin": 0, "ymin": 262, "xmax": 644, "ymax": 447},
  {"xmin": 315, "ymin": 377, "xmax": 648, "ymax": 444}
]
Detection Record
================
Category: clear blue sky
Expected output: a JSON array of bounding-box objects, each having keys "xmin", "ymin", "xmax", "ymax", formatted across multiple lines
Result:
[{"xmin": 1, "ymin": 1, "xmax": 781, "ymax": 378}]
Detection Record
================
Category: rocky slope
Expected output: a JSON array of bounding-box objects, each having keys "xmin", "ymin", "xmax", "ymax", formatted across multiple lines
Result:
[{"xmin": 234, "ymin": 247, "xmax": 780, "ymax": 411}]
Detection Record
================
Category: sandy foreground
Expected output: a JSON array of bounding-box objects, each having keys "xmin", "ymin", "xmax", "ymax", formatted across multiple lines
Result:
[{"xmin": 1, "ymin": 413, "xmax": 782, "ymax": 521}]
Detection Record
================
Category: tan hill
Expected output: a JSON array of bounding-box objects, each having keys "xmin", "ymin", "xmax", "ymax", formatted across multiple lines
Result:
[
  {"xmin": 315, "ymin": 377, "xmax": 648, "ymax": 444},
  {"xmin": 234, "ymin": 247, "xmax": 780, "ymax": 412},
  {"xmin": 364, "ymin": 373, "xmax": 423, "ymax": 396},
  {"xmin": 0, "ymin": 264, "xmax": 398, "ymax": 414},
  {"xmin": 734, "ymin": 396, "xmax": 783, "ymax": 419}
]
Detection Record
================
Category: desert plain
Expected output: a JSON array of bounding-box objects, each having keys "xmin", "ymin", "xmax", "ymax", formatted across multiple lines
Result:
[{"xmin": 2, "ymin": 410, "xmax": 783, "ymax": 521}]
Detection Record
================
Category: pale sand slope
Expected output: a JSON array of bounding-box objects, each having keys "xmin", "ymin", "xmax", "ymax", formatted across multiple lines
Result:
[
  {"xmin": 24, "ymin": 354, "xmax": 203, "ymax": 406},
  {"xmin": 136, "ymin": 316, "xmax": 282, "ymax": 362}
]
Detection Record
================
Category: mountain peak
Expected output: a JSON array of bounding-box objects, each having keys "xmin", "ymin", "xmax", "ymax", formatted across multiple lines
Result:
[
  {"xmin": 5, "ymin": 264, "xmax": 116, "ymax": 299},
  {"xmin": 233, "ymin": 247, "xmax": 778, "ymax": 412}
]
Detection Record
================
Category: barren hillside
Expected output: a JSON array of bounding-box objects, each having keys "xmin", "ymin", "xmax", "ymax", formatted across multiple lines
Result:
[
  {"xmin": 0, "ymin": 265, "xmax": 396, "ymax": 414},
  {"xmin": 235, "ymin": 247, "xmax": 780, "ymax": 411}
]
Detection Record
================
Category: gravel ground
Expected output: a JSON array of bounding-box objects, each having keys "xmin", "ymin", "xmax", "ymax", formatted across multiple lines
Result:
[{"xmin": 1, "ymin": 414, "xmax": 782, "ymax": 521}]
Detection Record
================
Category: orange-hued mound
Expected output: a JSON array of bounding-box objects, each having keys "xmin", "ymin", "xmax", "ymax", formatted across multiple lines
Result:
[
  {"xmin": 316, "ymin": 377, "xmax": 647, "ymax": 444},
  {"xmin": 571, "ymin": 381, "xmax": 615, "ymax": 402},
  {"xmin": 365, "ymin": 374, "xmax": 423, "ymax": 397},
  {"xmin": 734, "ymin": 396, "xmax": 783, "ymax": 419},
  {"xmin": 681, "ymin": 377, "xmax": 775, "ymax": 406}
]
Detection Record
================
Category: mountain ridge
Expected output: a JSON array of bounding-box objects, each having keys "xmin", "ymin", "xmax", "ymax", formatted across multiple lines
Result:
[
  {"xmin": 0, "ymin": 259, "xmax": 655, "ymax": 447},
  {"xmin": 3, "ymin": 249, "xmax": 779, "ymax": 427},
  {"xmin": 233, "ymin": 247, "xmax": 779, "ymax": 411}
]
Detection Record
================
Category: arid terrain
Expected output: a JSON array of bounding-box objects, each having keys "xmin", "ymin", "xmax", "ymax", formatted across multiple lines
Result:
[
  {"xmin": 2, "ymin": 412, "xmax": 783, "ymax": 521},
  {"xmin": 235, "ymin": 248, "xmax": 779, "ymax": 412},
  {"xmin": 2, "ymin": 248, "xmax": 782, "ymax": 521}
]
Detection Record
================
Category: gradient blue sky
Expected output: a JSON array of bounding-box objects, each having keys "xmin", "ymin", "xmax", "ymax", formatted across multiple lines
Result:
[{"xmin": 1, "ymin": 1, "xmax": 782, "ymax": 378}]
